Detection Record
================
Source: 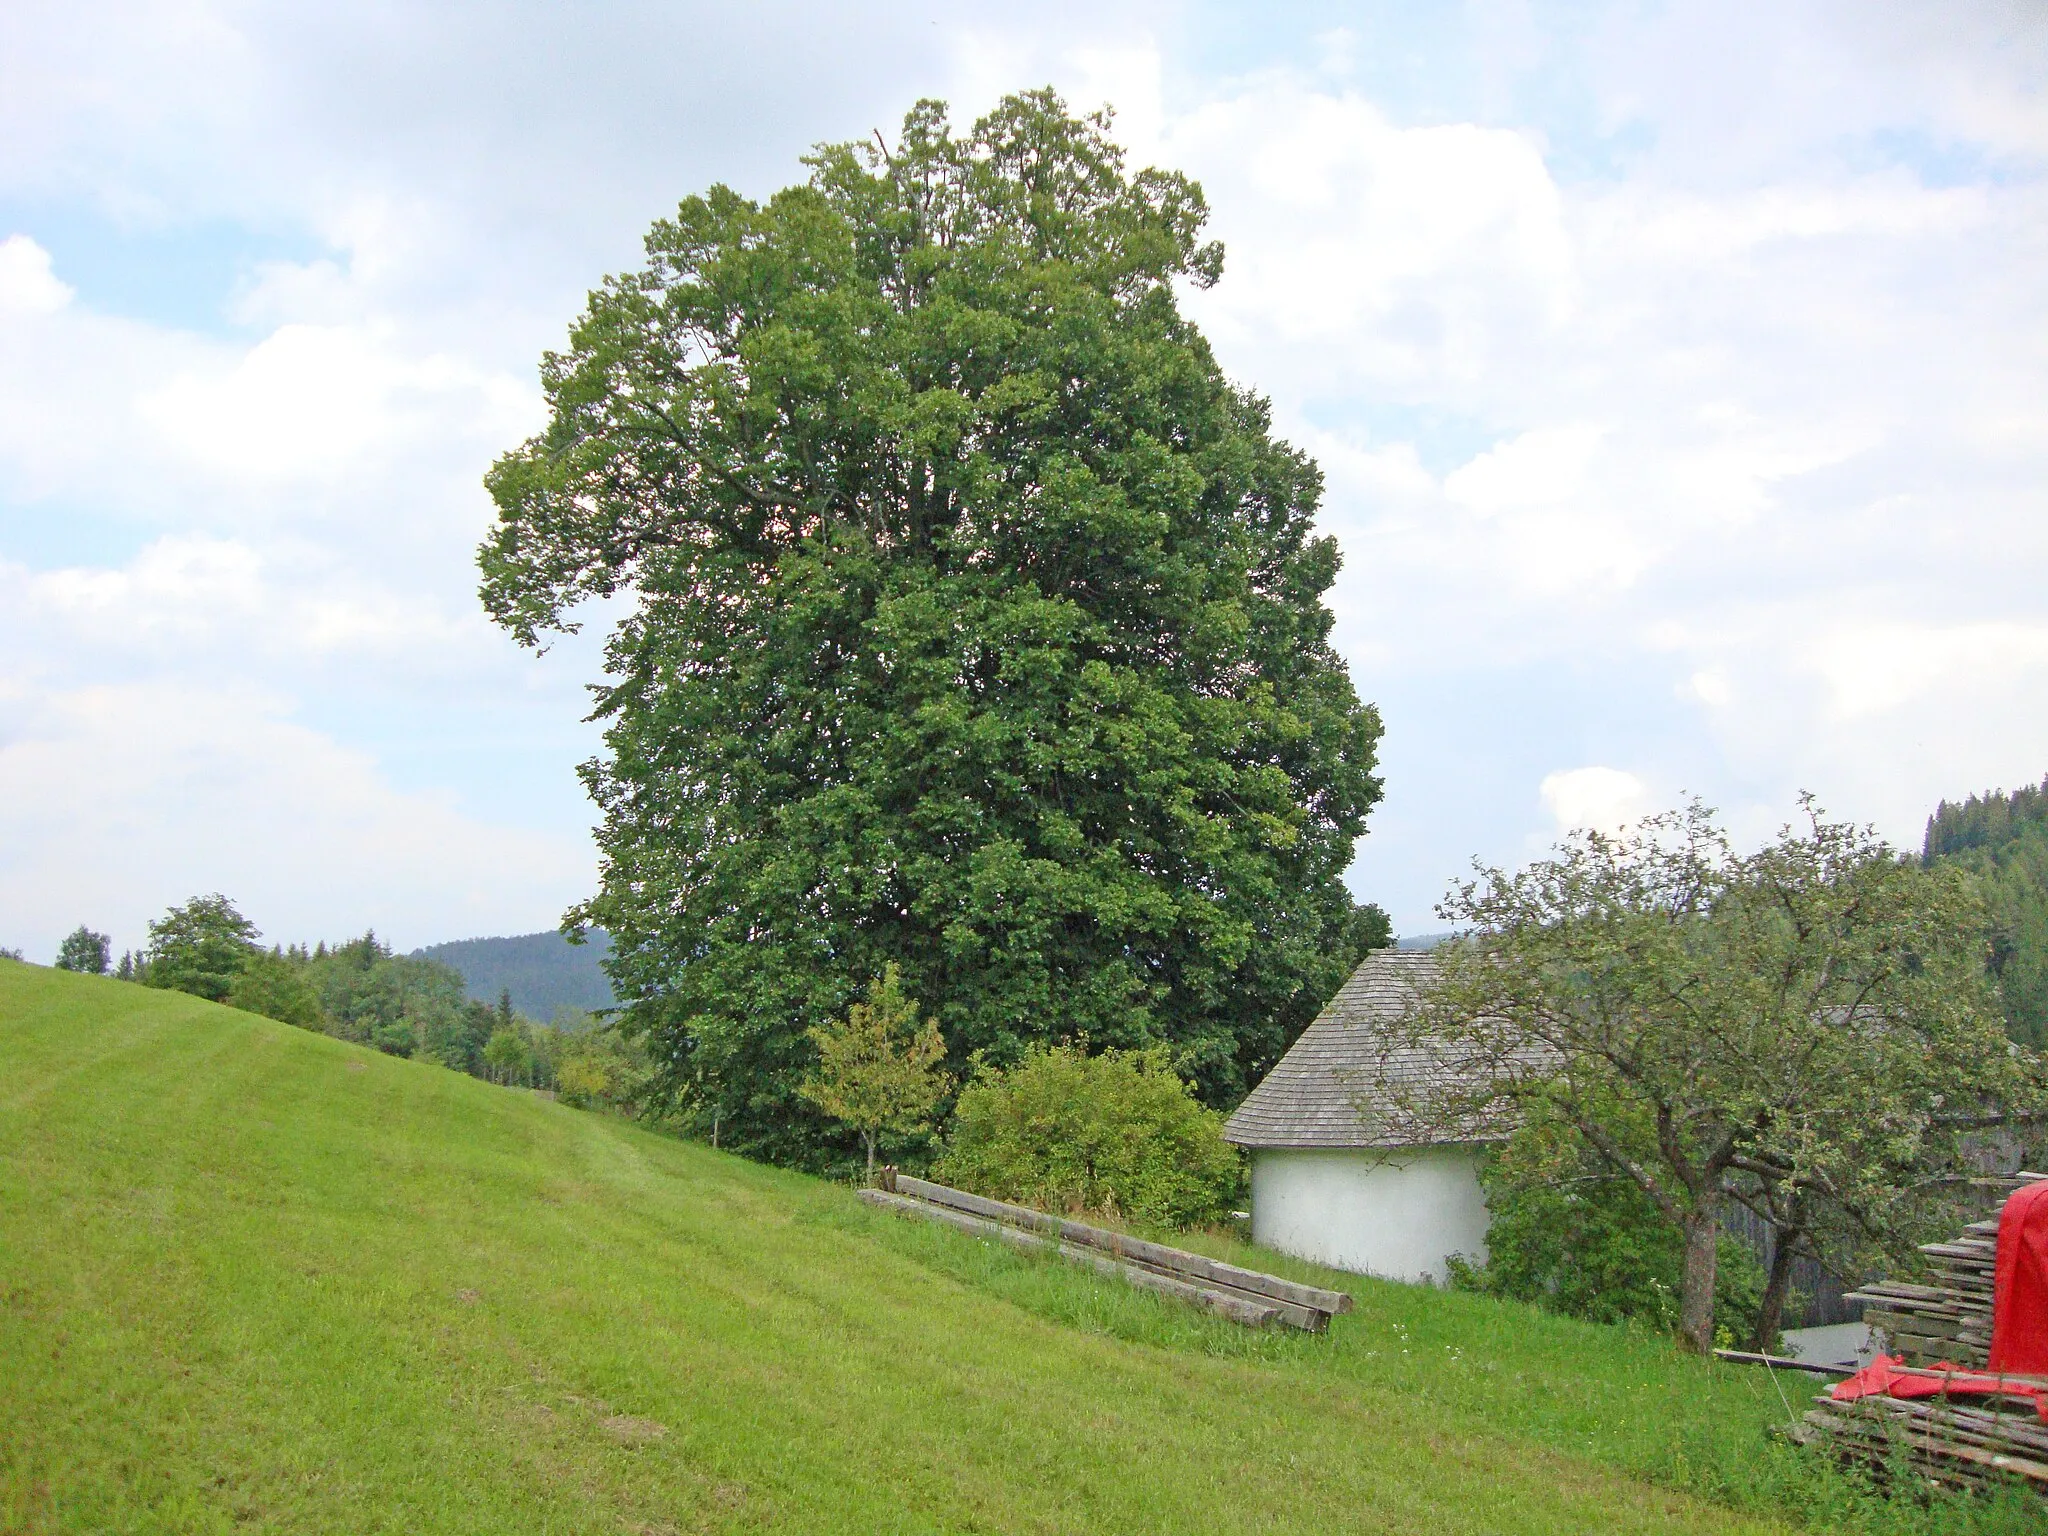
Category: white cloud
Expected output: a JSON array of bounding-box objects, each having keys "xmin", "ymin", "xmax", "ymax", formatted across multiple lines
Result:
[
  {"xmin": 139, "ymin": 321, "xmax": 535, "ymax": 484},
  {"xmin": 27, "ymin": 534, "xmax": 264, "ymax": 632},
  {"xmin": 1808, "ymin": 621, "xmax": 2048, "ymax": 723},
  {"xmin": 1443, "ymin": 425, "xmax": 1605, "ymax": 515},
  {"xmin": 0, "ymin": 235, "xmax": 74, "ymax": 314},
  {"xmin": 3, "ymin": 535, "xmax": 482, "ymax": 662},
  {"xmin": 0, "ymin": 679, "xmax": 594, "ymax": 958},
  {"xmin": 1541, "ymin": 766, "xmax": 1651, "ymax": 835},
  {"xmin": 1174, "ymin": 87, "xmax": 1574, "ymax": 395},
  {"xmin": 1684, "ymin": 667, "xmax": 1732, "ymax": 708}
]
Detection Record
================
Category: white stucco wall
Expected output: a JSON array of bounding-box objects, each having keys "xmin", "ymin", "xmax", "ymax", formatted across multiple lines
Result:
[{"xmin": 1249, "ymin": 1145, "xmax": 1490, "ymax": 1286}]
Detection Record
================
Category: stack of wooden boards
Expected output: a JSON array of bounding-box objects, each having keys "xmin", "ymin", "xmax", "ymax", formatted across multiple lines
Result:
[
  {"xmin": 1795, "ymin": 1382, "xmax": 2048, "ymax": 1496},
  {"xmin": 1846, "ymin": 1205, "xmax": 2011, "ymax": 1368},
  {"xmin": 1792, "ymin": 1174, "xmax": 2048, "ymax": 1497},
  {"xmin": 860, "ymin": 1172, "xmax": 1353, "ymax": 1332}
]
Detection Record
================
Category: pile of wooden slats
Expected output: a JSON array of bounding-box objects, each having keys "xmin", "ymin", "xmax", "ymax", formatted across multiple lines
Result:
[
  {"xmin": 1792, "ymin": 1173, "xmax": 2048, "ymax": 1498},
  {"xmin": 859, "ymin": 1172, "xmax": 1353, "ymax": 1331},
  {"xmin": 1846, "ymin": 1212, "xmax": 2009, "ymax": 1368},
  {"xmin": 1795, "ymin": 1386, "xmax": 2048, "ymax": 1496}
]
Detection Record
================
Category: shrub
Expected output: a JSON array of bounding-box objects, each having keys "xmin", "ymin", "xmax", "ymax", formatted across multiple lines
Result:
[
  {"xmin": 371, "ymin": 1020, "xmax": 418, "ymax": 1058},
  {"xmin": 1450, "ymin": 1109, "xmax": 1767, "ymax": 1346},
  {"xmin": 935, "ymin": 1046, "xmax": 1240, "ymax": 1229},
  {"xmin": 555, "ymin": 1052, "xmax": 612, "ymax": 1107}
]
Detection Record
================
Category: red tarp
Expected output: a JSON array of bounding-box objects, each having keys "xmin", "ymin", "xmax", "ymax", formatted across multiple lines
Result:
[
  {"xmin": 1829, "ymin": 1180, "xmax": 2048, "ymax": 1416},
  {"xmin": 1828, "ymin": 1354, "xmax": 2046, "ymax": 1415},
  {"xmin": 1990, "ymin": 1177, "xmax": 2048, "ymax": 1375}
]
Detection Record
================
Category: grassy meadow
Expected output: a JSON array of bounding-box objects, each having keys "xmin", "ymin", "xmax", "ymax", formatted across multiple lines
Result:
[{"xmin": 1, "ymin": 964, "xmax": 2033, "ymax": 1534}]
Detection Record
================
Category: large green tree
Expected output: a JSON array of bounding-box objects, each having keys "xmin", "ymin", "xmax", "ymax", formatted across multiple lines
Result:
[{"xmin": 478, "ymin": 92, "xmax": 1386, "ymax": 1161}]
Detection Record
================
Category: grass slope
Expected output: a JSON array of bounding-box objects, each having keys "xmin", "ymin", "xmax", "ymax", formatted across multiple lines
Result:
[{"xmin": 0, "ymin": 966, "xmax": 2024, "ymax": 1534}]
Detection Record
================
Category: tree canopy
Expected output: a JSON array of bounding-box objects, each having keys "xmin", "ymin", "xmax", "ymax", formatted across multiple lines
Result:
[
  {"xmin": 55, "ymin": 926, "xmax": 111, "ymax": 975},
  {"xmin": 144, "ymin": 894, "xmax": 261, "ymax": 1002},
  {"xmin": 1377, "ymin": 800, "xmax": 2041, "ymax": 1354},
  {"xmin": 477, "ymin": 91, "xmax": 1387, "ymax": 1161}
]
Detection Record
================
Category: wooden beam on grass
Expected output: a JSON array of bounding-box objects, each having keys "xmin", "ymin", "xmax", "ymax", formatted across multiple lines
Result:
[
  {"xmin": 858, "ymin": 1188, "xmax": 1289, "ymax": 1329},
  {"xmin": 889, "ymin": 1175, "xmax": 1352, "ymax": 1318}
]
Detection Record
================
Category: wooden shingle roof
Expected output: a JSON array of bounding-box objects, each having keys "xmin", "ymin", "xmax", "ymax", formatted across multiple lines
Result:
[{"xmin": 1224, "ymin": 949, "xmax": 1494, "ymax": 1151}]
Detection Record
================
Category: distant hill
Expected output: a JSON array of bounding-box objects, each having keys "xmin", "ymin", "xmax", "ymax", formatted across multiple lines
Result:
[
  {"xmin": 410, "ymin": 930, "xmax": 613, "ymax": 1019},
  {"xmin": 1395, "ymin": 932, "xmax": 1454, "ymax": 951}
]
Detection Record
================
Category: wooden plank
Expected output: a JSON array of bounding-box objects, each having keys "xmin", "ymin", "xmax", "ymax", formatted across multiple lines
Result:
[
  {"xmin": 866, "ymin": 1187, "xmax": 1327, "ymax": 1331},
  {"xmin": 1920, "ymin": 1240, "xmax": 1997, "ymax": 1260},
  {"xmin": 864, "ymin": 1188, "xmax": 1292, "ymax": 1329},
  {"xmin": 1713, "ymin": 1349, "xmax": 1852, "ymax": 1377},
  {"xmin": 1804, "ymin": 1401, "xmax": 2048, "ymax": 1492},
  {"xmin": 857, "ymin": 1188, "xmax": 1289, "ymax": 1329},
  {"xmin": 1878, "ymin": 1364, "xmax": 2048, "ymax": 1392},
  {"xmin": 890, "ymin": 1175, "xmax": 1353, "ymax": 1317}
]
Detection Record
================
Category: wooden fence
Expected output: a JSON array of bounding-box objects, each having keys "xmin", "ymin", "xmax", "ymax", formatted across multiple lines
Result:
[{"xmin": 1718, "ymin": 1202, "xmax": 1862, "ymax": 1329}]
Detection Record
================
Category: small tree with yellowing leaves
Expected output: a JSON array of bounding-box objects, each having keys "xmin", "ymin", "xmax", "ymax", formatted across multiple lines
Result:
[{"xmin": 799, "ymin": 965, "xmax": 951, "ymax": 1177}]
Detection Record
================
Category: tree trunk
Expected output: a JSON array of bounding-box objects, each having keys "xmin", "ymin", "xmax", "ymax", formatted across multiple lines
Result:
[
  {"xmin": 1678, "ymin": 1198, "xmax": 1721, "ymax": 1354},
  {"xmin": 864, "ymin": 1131, "xmax": 876, "ymax": 1180},
  {"xmin": 1752, "ymin": 1225, "xmax": 1802, "ymax": 1353}
]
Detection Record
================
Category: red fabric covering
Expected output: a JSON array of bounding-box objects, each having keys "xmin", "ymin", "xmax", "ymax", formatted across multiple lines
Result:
[
  {"xmin": 1830, "ymin": 1354, "xmax": 2044, "ymax": 1408},
  {"xmin": 1829, "ymin": 1355, "xmax": 2048, "ymax": 1424},
  {"xmin": 1990, "ymin": 1178, "xmax": 2048, "ymax": 1375},
  {"xmin": 1827, "ymin": 1185, "xmax": 2048, "ymax": 1421}
]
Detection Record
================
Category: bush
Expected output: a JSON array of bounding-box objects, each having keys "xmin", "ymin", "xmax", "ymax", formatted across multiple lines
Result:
[
  {"xmin": 935, "ymin": 1046, "xmax": 1240, "ymax": 1229},
  {"xmin": 1450, "ymin": 1109, "xmax": 1767, "ymax": 1346},
  {"xmin": 371, "ymin": 1020, "xmax": 418, "ymax": 1058},
  {"xmin": 555, "ymin": 1052, "xmax": 612, "ymax": 1107}
]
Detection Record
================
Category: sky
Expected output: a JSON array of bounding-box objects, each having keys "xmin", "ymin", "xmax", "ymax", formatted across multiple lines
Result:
[{"xmin": 2, "ymin": 0, "xmax": 2045, "ymax": 958}]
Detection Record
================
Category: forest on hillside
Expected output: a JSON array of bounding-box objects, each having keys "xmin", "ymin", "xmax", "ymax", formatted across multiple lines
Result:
[
  {"xmin": 411, "ymin": 930, "xmax": 613, "ymax": 1017},
  {"xmin": 1924, "ymin": 776, "xmax": 2048, "ymax": 1048}
]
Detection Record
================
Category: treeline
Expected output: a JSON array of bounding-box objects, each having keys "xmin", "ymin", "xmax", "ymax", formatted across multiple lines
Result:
[
  {"xmin": 1924, "ymin": 777, "xmax": 2048, "ymax": 1048},
  {"xmin": 54, "ymin": 896, "xmax": 650, "ymax": 1115}
]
